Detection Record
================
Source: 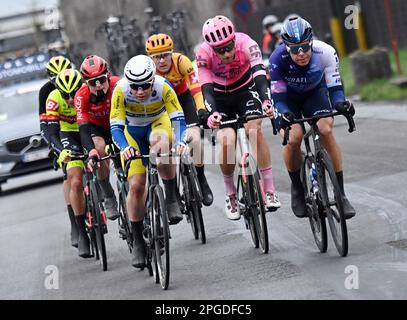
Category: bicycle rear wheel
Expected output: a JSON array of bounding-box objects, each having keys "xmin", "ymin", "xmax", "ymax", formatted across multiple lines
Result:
[
  {"xmin": 247, "ymin": 171, "xmax": 269, "ymax": 254},
  {"xmin": 152, "ymin": 185, "xmax": 170, "ymax": 290},
  {"xmin": 188, "ymin": 166, "xmax": 206, "ymax": 244},
  {"xmin": 319, "ymin": 150, "xmax": 348, "ymax": 257},
  {"xmin": 302, "ymin": 155, "xmax": 328, "ymax": 253},
  {"xmin": 90, "ymin": 181, "xmax": 108, "ymax": 271}
]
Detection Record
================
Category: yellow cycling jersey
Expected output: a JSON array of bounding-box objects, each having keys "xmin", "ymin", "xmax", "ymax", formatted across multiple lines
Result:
[
  {"xmin": 45, "ymin": 89, "xmax": 79, "ymax": 133},
  {"xmin": 156, "ymin": 53, "xmax": 205, "ymax": 111},
  {"xmin": 110, "ymin": 75, "xmax": 184, "ymax": 128}
]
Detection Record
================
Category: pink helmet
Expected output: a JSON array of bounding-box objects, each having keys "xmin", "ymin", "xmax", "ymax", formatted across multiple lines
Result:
[{"xmin": 202, "ymin": 15, "xmax": 235, "ymax": 47}]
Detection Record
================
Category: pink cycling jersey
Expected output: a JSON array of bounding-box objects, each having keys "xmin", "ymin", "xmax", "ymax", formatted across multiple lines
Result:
[{"xmin": 196, "ymin": 32, "xmax": 266, "ymax": 93}]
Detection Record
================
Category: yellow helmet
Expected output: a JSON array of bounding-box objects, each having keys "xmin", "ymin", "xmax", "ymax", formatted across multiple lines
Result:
[
  {"xmin": 146, "ymin": 33, "xmax": 174, "ymax": 55},
  {"xmin": 55, "ymin": 69, "xmax": 82, "ymax": 97},
  {"xmin": 46, "ymin": 56, "xmax": 71, "ymax": 78}
]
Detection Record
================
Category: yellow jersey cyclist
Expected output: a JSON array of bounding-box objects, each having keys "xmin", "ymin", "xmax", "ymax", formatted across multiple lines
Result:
[
  {"xmin": 145, "ymin": 33, "xmax": 214, "ymax": 206},
  {"xmin": 39, "ymin": 56, "xmax": 80, "ymax": 249},
  {"xmin": 110, "ymin": 55, "xmax": 187, "ymax": 268},
  {"xmin": 46, "ymin": 69, "xmax": 91, "ymax": 258}
]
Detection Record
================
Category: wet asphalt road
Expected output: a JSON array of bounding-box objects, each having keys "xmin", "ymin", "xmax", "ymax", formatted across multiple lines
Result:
[{"xmin": 0, "ymin": 101, "xmax": 406, "ymax": 300}]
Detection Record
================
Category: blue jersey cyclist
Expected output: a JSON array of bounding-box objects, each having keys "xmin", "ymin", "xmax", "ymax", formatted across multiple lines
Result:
[
  {"xmin": 110, "ymin": 55, "xmax": 187, "ymax": 269},
  {"xmin": 266, "ymin": 17, "xmax": 356, "ymax": 220}
]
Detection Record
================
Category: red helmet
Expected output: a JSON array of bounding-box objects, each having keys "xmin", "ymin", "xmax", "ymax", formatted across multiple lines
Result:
[{"xmin": 80, "ymin": 55, "xmax": 109, "ymax": 79}]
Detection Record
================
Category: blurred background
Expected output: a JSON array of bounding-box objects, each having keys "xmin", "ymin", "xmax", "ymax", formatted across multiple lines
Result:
[{"xmin": 1, "ymin": 0, "xmax": 407, "ymax": 101}]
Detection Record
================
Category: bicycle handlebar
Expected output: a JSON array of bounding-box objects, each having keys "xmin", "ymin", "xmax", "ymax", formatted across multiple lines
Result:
[
  {"xmin": 219, "ymin": 114, "xmax": 278, "ymax": 135},
  {"xmin": 123, "ymin": 152, "xmax": 176, "ymax": 178},
  {"xmin": 281, "ymin": 111, "xmax": 356, "ymax": 146}
]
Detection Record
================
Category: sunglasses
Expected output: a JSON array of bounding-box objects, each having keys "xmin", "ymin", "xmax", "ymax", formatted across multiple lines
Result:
[
  {"xmin": 87, "ymin": 75, "xmax": 108, "ymax": 87},
  {"xmin": 59, "ymin": 88, "xmax": 79, "ymax": 100},
  {"xmin": 287, "ymin": 42, "xmax": 312, "ymax": 55},
  {"xmin": 151, "ymin": 53, "xmax": 172, "ymax": 61},
  {"xmin": 213, "ymin": 41, "xmax": 235, "ymax": 55},
  {"xmin": 130, "ymin": 81, "xmax": 153, "ymax": 91}
]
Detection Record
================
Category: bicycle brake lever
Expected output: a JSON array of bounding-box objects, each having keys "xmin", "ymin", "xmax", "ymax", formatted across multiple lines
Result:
[
  {"xmin": 271, "ymin": 118, "xmax": 278, "ymax": 135},
  {"xmin": 282, "ymin": 126, "xmax": 291, "ymax": 146}
]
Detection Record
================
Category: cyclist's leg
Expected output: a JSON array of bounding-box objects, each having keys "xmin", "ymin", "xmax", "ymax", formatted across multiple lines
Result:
[
  {"xmin": 178, "ymin": 90, "xmax": 213, "ymax": 206},
  {"xmin": 123, "ymin": 126, "xmax": 148, "ymax": 267},
  {"xmin": 150, "ymin": 114, "xmax": 183, "ymax": 225},
  {"xmin": 63, "ymin": 164, "xmax": 78, "ymax": 247},
  {"xmin": 90, "ymin": 124, "xmax": 119, "ymax": 220},
  {"xmin": 302, "ymin": 85, "xmax": 355, "ymax": 218}
]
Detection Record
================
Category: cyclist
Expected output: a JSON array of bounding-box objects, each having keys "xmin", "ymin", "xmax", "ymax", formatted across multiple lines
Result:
[
  {"xmin": 261, "ymin": 15, "xmax": 279, "ymax": 58},
  {"xmin": 110, "ymin": 55, "xmax": 187, "ymax": 268},
  {"xmin": 196, "ymin": 15, "xmax": 281, "ymax": 221},
  {"xmin": 267, "ymin": 17, "xmax": 356, "ymax": 219},
  {"xmin": 46, "ymin": 69, "xmax": 91, "ymax": 257},
  {"xmin": 75, "ymin": 55, "xmax": 121, "ymax": 220},
  {"xmin": 39, "ymin": 56, "xmax": 79, "ymax": 248},
  {"xmin": 145, "ymin": 33, "xmax": 214, "ymax": 206}
]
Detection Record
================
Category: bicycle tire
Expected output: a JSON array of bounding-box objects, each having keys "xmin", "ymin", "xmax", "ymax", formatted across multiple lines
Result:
[
  {"xmin": 238, "ymin": 175, "xmax": 259, "ymax": 249},
  {"xmin": 319, "ymin": 150, "xmax": 348, "ymax": 257},
  {"xmin": 187, "ymin": 165, "xmax": 206, "ymax": 244},
  {"xmin": 247, "ymin": 170, "xmax": 269, "ymax": 254},
  {"xmin": 302, "ymin": 155, "xmax": 328, "ymax": 253},
  {"xmin": 152, "ymin": 185, "xmax": 170, "ymax": 290},
  {"xmin": 118, "ymin": 189, "xmax": 132, "ymax": 252},
  {"xmin": 90, "ymin": 181, "xmax": 108, "ymax": 271},
  {"xmin": 181, "ymin": 170, "xmax": 199, "ymax": 240}
]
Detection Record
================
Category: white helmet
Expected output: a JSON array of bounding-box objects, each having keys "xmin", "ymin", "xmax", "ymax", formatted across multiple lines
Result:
[
  {"xmin": 124, "ymin": 55, "xmax": 156, "ymax": 84},
  {"xmin": 271, "ymin": 22, "xmax": 283, "ymax": 35},
  {"xmin": 284, "ymin": 13, "xmax": 301, "ymax": 23},
  {"xmin": 262, "ymin": 15, "xmax": 278, "ymax": 27}
]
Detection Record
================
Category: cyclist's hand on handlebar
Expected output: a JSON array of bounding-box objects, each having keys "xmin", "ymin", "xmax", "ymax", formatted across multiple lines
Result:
[
  {"xmin": 122, "ymin": 146, "xmax": 138, "ymax": 161},
  {"xmin": 207, "ymin": 112, "xmax": 221, "ymax": 129},
  {"xmin": 86, "ymin": 148, "xmax": 100, "ymax": 173},
  {"xmin": 176, "ymin": 143, "xmax": 188, "ymax": 156},
  {"xmin": 198, "ymin": 109, "xmax": 210, "ymax": 128},
  {"xmin": 262, "ymin": 100, "xmax": 274, "ymax": 118},
  {"xmin": 57, "ymin": 149, "xmax": 72, "ymax": 166},
  {"xmin": 335, "ymin": 100, "xmax": 355, "ymax": 117},
  {"xmin": 280, "ymin": 112, "xmax": 295, "ymax": 130}
]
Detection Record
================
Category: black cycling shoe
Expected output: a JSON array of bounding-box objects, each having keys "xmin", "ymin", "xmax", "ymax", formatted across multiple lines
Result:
[
  {"xmin": 291, "ymin": 184, "xmax": 308, "ymax": 218},
  {"xmin": 342, "ymin": 196, "xmax": 356, "ymax": 220},
  {"xmin": 70, "ymin": 227, "xmax": 79, "ymax": 248},
  {"xmin": 198, "ymin": 174, "xmax": 213, "ymax": 206},
  {"xmin": 166, "ymin": 200, "xmax": 183, "ymax": 225},
  {"xmin": 131, "ymin": 239, "xmax": 146, "ymax": 269},
  {"xmin": 78, "ymin": 233, "xmax": 91, "ymax": 258}
]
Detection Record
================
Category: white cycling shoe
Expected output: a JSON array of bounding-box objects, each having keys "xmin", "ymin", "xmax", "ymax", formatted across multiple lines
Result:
[
  {"xmin": 225, "ymin": 194, "xmax": 241, "ymax": 220},
  {"xmin": 265, "ymin": 192, "xmax": 281, "ymax": 212}
]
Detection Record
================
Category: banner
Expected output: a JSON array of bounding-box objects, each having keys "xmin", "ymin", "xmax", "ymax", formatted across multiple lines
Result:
[{"xmin": 0, "ymin": 52, "xmax": 50, "ymax": 82}]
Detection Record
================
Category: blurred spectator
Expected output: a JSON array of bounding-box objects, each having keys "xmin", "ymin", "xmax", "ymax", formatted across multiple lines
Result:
[{"xmin": 261, "ymin": 14, "xmax": 279, "ymax": 58}]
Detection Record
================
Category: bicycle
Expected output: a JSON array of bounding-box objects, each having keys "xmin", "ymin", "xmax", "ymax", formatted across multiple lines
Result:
[
  {"xmin": 217, "ymin": 114, "xmax": 277, "ymax": 254},
  {"xmin": 121, "ymin": 152, "xmax": 172, "ymax": 290},
  {"xmin": 281, "ymin": 109, "xmax": 356, "ymax": 257},
  {"xmin": 178, "ymin": 151, "xmax": 206, "ymax": 244}
]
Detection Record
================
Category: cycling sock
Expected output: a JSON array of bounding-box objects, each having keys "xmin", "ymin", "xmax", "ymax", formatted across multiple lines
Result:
[
  {"xmin": 260, "ymin": 167, "xmax": 275, "ymax": 194},
  {"xmin": 336, "ymin": 171, "xmax": 345, "ymax": 195},
  {"xmin": 75, "ymin": 214, "xmax": 88, "ymax": 237},
  {"xmin": 223, "ymin": 173, "xmax": 236, "ymax": 196},
  {"xmin": 67, "ymin": 205, "xmax": 77, "ymax": 229},
  {"xmin": 162, "ymin": 178, "xmax": 178, "ymax": 202},
  {"xmin": 131, "ymin": 221, "xmax": 144, "ymax": 242},
  {"xmin": 99, "ymin": 178, "xmax": 115, "ymax": 198},
  {"xmin": 288, "ymin": 170, "xmax": 303, "ymax": 189}
]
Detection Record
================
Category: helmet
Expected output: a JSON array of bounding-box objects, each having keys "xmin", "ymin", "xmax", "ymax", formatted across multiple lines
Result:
[
  {"xmin": 271, "ymin": 22, "xmax": 283, "ymax": 35},
  {"xmin": 284, "ymin": 13, "xmax": 301, "ymax": 23},
  {"xmin": 46, "ymin": 56, "xmax": 71, "ymax": 77},
  {"xmin": 80, "ymin": 55, "xmax": 109, "ymax": 79},
  {"xmin": 55, "ymin": 69, "xmax": 83, "ymax": 94},
  {"xmin": 262, "ymin": 15, "xmax": 278, "ymax": 28},
  {"xmin": 124, "ymin": 55, "xmax": 156, "ymax": 84},
  {"xmin": 281, "ymin": 16, "xmax": 313, "ymax": 45},
  {"xmin": 202, "ymin": 15, "xmax": 235, "ymax": 47},
  {"xmin": 146, "ymin": 33, "xmax": 174, "ymax": 55}
]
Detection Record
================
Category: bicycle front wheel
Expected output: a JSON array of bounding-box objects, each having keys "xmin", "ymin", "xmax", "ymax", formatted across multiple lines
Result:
[
  {"xmin": 302, "ymin": 155, "xmax": 327, "ymax": 253},
  {"xmin": 319, "ymin": 150, "xmax": 348, "ymax": 257},
  {"xmin": 188, "ymin": 166, "xmax": 206, "ymax": 244},
  {"xmin": 152, "ymin": 185, "xmax": 170, "ymax": 290}
]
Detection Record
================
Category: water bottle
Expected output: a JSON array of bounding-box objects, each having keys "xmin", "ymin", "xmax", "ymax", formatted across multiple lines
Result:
[{"xmin": 309, "ymin": 163, "xmax": 319, "ymax": 193}]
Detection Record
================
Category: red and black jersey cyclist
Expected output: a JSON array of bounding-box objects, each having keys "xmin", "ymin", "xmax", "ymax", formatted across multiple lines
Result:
[{"xmin": 74, "ymin": 55, "xmax": 121, "ymax": 220}]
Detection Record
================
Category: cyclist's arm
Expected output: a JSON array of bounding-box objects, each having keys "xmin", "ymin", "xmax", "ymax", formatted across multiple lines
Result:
[
  {"xmin": 178, "ymin": 54, "xmax": 206, "ymax": 111},
  {"xmin": 196, "ymin": 48, "xmax": 217, "ymax": 113},
  {"xmin": 246, "ymin": 39, "xmax": 271, "ymax": 103},
  {"xmin": 45, "ymin": 94, "xmax": 64, "ymax": 153},
  {"xmin": 324, "ymin": 44, "xmax": 346, "ymax": 106},
  {"xmin": 110, "ymin": 85, "xmax": 129, "ymax": 151},
  {"xmin": 269, "ymin": 55, "xmax": 290, "ymax": 114},
  {"xmin": 74, "ymin": 92, "xmax": 96, "ymax": 153},
  {"xmin": 163, "ymin": 83, "xmax": 187, "ymax": 146},
  {"xmin": 39, "ymin": 85, "xmax": 52, "ymax": 144}
]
